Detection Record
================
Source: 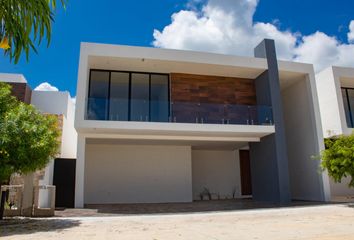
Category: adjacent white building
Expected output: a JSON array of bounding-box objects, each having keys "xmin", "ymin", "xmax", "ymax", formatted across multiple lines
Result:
[
  {"xmin": 0, "ymin": 73, "xmax": 77, "ymax": 208},
  {"xmin": 316, "ymin": 66, "xmax": 354, "ymax": 198}
]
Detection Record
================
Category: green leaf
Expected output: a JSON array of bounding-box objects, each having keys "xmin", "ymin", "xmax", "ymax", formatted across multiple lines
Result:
[
  {"xmin": 320, "ymin": 133, "xmax": 354, "ymax": 188},
  {"xmin": 0, "ymin": 0, "xmax": 66, "ymax": 63},
  {"xmin": 0, "ymin": 83, "xmax": 60, "ymax": 183}
]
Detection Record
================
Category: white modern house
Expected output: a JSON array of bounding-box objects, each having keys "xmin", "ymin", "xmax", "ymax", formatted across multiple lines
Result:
[
  {"xmin": 316, "ymin": 66, "xmax": 354, "ymax": 198},
  {"xmin": 74, "ymin": 39, "xmax": 331, "ymax": 207}
]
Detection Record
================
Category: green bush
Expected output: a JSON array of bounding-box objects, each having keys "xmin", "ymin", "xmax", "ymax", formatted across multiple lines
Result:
[{"xmin": 321, "ymin": 133, "xmax": 354, "ymax": 188}]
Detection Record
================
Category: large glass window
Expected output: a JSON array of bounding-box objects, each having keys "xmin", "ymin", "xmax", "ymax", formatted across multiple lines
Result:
[
  {"xmin": 86, "ymin": 70, "xmax": 169, "ymax": 122},
  {"xmin": 87, "ymin": 71, "xmax": 109, "ymax": 120},
  {"xmin": 341, "ymin": 87, "xmax": 354, "ymax": 128},
  {"xmin": 130, "ymin": 73, "xmax": 150, "ymax": 121},
  {"xmin": 109, "ymin": 72, "xmax": 129, "ymax": 121},
  {"xmin": 150, "ymin": 74, "xmax": 169, "ymax": 122}
]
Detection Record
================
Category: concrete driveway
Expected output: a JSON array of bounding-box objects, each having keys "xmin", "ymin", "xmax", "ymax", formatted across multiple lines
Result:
[{"xmin": 1, "ymin": 203, "xmax": 354, "ymax": 240}]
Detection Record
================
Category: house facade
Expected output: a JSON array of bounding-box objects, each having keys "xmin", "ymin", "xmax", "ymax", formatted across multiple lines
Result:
[
  {"xmin": 74, "ymin": 39, "xmax": 330, "ymax": 207},
  {"xmin": 316, "ymin": 66, "xmax": 354, "ymax": 197}
]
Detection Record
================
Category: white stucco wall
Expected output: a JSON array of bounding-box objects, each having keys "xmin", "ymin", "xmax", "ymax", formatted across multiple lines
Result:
[
  {"xmin": 329, "ymin": 178, "xmax": 354, "ymax": 197},
  {"xmin": 60, "ymin": 95, "xmax": 77, "ymax": 159},
  {"xmin": 84, "ymin": 144, "xmax": 192, "ymax": 204},
  {"xmin": 192, "ymin": 150, "xmax": 241, "ymax": 200},
  {"xmin": 315, "ymin": 67, "xmax": 346, "ymax": 137},
  {"xmin": 316, "ymin": 67, "xmax": 354, "ymax": 198},
  {"xmin": 31, "ymin": 91, "xmax": 77, "ymax": 158},
  {"xmin": 281, "ymin": 75, "xmax": 330, "ymax": 201},
  {"xmin": 75, "ymin": 134, "xmax": 85, "ymax": 207},
  {"xmin": 38, "ymin": 160, "xmax": 54, "ymax": 208},
  {"xmin": 31, "ymin": 91, "xmax": 69, "ymax": 116}
]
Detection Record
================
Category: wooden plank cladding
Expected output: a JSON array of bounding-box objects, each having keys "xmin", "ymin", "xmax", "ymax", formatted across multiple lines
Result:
[
  {"xmin": 8, "ymin": 82, "xmax": 32, "ymax": 104},
  {"xmin": 170, "ymin": 73, "xmax": 257, "ymax": 124},
  {"xmin": 170, "ymin": 73, "xmax": 256, "ymax": 105}
]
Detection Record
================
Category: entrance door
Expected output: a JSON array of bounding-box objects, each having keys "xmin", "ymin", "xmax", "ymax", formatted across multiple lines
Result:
[
  {"xmin": 53, "ymin": 158, "xmax": 76, "ymax": 208},
  {"xmin": 239, "ymin": 150, "xmax": 252, "ymax": 195}
]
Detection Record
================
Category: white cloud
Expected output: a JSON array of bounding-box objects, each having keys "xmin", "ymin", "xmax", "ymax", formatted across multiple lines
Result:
[
  {"xmin": 294, "ymin": 32, "xmax": 340, "ymax": 72},
  {"xmin": 34, "ymin": 82, "xmax": 59, "ymax": 91},
  {"xmin": 348, "ymin": 20, "xmax": 354, "ymax": 43},
  {"xmin": 153, "ymin": 0, "xmax": 354, "ymax": 72}
]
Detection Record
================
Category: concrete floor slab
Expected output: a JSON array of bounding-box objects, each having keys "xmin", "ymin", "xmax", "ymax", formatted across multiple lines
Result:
[{"xmin": 2, "ymin": 202, "xmax": 354, "ymax": 240}]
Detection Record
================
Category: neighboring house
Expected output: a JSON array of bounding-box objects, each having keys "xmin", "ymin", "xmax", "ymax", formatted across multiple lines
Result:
[
  {"xmin": 74, "ymin": 39, "xmax": 330, "ymax": 207},
  {"xmin": 0, "ymin": 73, "xmax": 77, "ymax": 208},
  {"xmin": 0, "ymin": 73, "xmax": 32, "ymax": 103},
  {"xmin": 316, "ymin": 66, "xmax": 354, "ymax": 198},
  {"xmin": 31, "ymin": 90, "xmax": 77, "ymax": 208}
]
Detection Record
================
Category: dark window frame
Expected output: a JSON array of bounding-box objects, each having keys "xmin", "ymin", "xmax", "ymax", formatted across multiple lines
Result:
[
  {"xmin": 87, "ymin": 70, "xmax": 110, "ymax": 121},
  {"xmin": 341, "ymin": 87, "xmax": 354, "ymax": 128},
  {"xmin": 87, "ymin": 69, "xmax": 170, "ymax": 121}
]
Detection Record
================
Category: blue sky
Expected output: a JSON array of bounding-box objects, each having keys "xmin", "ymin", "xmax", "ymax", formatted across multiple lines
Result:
[{"xmin": 0, "ymin": 0, "xmax": 353, "ymax": 97}]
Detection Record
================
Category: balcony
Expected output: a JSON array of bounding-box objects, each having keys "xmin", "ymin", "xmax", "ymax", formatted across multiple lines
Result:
[{"xmin": 86, "ymin": 98, "xmax": 273, "ymax": 126}]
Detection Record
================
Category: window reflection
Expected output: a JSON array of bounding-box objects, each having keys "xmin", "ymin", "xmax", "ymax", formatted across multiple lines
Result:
[
  {"xmin": 86, "ymin": 70, "xmax": 170, "ymax": 122},
  {"xmin": 341, "ymin": 87, "xmax": 354, "ymax": 128},
  {"xmin": 87, "ymin": 71, "xmax": 109, "ymax": 120},
  {"xmin": 151, "ymin": 74, "xmax": 169, "ymax": 122},
  {"xmin": 130, "ymin": 73, "xmax": 150, "ymax": 121},
  {"xmin": 110, "ymin": 72, "xmax": 129, "ymax": 121}
]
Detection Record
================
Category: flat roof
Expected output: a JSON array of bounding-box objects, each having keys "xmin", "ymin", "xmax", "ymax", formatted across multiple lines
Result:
[
  {"xmin": 0, "ymin": 73, "xmax": 27, "ymax": 83},
  {"xmin": 81, "ymin": 42, "xmax": 314, "ymax": 74},
  {"xmin": 80, "ymin": 42, "xmax": 314, "ymax": 91}
]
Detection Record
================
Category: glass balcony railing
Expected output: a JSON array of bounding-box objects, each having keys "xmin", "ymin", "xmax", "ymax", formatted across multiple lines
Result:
[
  {"xmin": 86, "ymin": 98, "xmax": 274, "ymax": 126},
  {"xmin": 170, "ymin": 102, "xmax": 273, "ymax": 125}
]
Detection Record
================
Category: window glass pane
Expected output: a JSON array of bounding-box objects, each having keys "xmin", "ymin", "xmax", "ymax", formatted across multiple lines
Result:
[
  {"xmin": 109, "ymin": 72, "xmax": 129, "ymax": 121},
  {"xmin": 130, "ymin": 73, "xmax": 149, "ymax": 121},
  {"xmin": 341, "ymin": 89, "xmax": 351, "ymax": 127},
  {"xmin": 347, "ymin": 89, "xmax": 354, "ymax": 128},
  {"xmin": 150, "ymin": 74, "xmax": 169, "ymax": 122},
  {"xmin": 87, "ymin": 71, "xmax": 109, "ymax": 120}
]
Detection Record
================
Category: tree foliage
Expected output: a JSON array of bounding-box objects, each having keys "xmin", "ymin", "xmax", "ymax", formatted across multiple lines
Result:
[
  {"xmin": 0, "ymin": 0, "xmax": 66, "ymax": 63},
  {"xmin": 321, "ymin": 134, "xmax": 354, "ymax": 188},
  {"xmin": 0, "ymin": 82, "xmax": 60, "ymax": 183}
]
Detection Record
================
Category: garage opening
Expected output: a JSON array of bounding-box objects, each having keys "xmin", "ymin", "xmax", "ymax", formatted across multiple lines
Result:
[{"xmin": 83, "ymin": 139, "xmax": 253, "ymax": 205}]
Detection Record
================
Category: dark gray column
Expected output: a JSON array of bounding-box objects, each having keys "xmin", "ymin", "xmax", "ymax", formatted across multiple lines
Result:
[{"xmin": 249, "ymin": 39, "xmax": 291, "ymax": 204}]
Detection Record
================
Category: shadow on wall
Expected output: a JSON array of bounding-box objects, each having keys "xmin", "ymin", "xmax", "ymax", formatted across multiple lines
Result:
[{"xmin": 0, "ymin": 218, "xmax": 80, "ymax": 237}]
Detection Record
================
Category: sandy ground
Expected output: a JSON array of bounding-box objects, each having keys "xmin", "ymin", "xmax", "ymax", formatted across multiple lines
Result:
[{"xmin": 1, "ymin": 204, "xmax": 354, "ymax": 240}]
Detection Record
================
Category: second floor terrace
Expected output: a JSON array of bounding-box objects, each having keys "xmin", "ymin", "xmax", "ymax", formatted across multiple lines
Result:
[
  {"xmin": 74, "ymin": 43, "xmax": 321, "ymax": 146},
  {"xmin": 84, "ymin": 69, "xmax": 274, "ymax": 127}
]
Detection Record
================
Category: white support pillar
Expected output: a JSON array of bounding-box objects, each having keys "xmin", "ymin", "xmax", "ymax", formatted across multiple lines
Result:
[
  {"xmin": 22, "ymin": 173, "xmax": 34, "ymax": 216},
  {"xmin": 75, "ymin": 134, "xmax": 86, "ymax": 208},
  {"xmin": 307, "ymin": 73, "xmax": 331, "ymax": 201}
]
